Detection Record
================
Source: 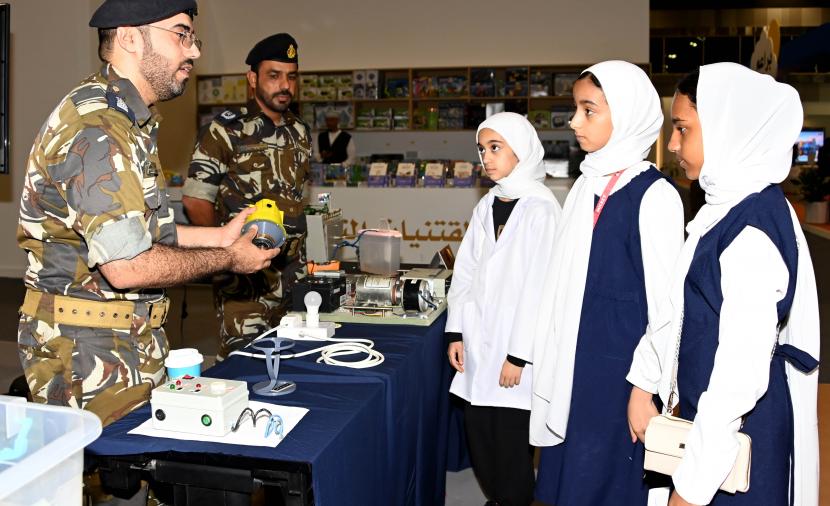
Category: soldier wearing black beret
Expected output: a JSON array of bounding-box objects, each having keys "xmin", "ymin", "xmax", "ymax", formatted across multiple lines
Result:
[
  {"xmin": 184, "ymin": 33, "xmax": 312, "ymax": 360},
  {"xmin": 245, "ymin": 32, "xmax": 299, "ymax": 69},
  {"xmin": 17, "ymin": 0, "xmax": 279, "ymax": 458}
]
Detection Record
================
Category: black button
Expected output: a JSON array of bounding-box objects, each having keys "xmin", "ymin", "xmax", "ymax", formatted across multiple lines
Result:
[{"xmin": 155, "ymin": 409, "xmax": 166, "ymax": 421}]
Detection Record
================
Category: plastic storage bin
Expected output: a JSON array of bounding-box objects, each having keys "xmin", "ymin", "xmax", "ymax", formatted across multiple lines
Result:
[
  {"xmin": 359, "ymin": 229, "xmax": 402, "ymax": 275},
  {"xmin": 0, "ymin": 396, "xmax": 102, "ymax": 506}
]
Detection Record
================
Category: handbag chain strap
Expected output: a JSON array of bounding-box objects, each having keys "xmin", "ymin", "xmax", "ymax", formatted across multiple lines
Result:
[{"xmin": 666, "ymin": 310, "xmax": 684, "ymax": 415}]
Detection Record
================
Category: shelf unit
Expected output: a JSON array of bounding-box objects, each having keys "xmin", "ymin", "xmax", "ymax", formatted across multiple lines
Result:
[{"xmin": 195, "ymin": 64, "xmax": 650, "ymax": 132}]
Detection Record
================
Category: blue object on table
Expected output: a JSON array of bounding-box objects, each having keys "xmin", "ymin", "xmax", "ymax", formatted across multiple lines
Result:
[{"xmin": 264, "ymin": 414, "xmax": 284, "ymax": 439}]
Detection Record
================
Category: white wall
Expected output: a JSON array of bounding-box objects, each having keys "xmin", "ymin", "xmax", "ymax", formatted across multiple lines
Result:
[
  {"xmin": 0, "ymin": 0, "xmax": 100, "ymax": 277},
  {"xmin": 0, "ymin": 0, "xmax": 649, "ymax": 276},
  {"xmin": 195, "ymin": 0, "xmax": 649, "ymax": 72}
]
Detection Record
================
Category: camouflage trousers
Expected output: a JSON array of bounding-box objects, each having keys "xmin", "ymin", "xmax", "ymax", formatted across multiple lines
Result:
[
  {"xmin": 18, "ymin": 313, "xmax": 168, "ymax": 427},
  {"xmin": 213, "ymin": 267, "xmax": 290, "ymax": 361}
]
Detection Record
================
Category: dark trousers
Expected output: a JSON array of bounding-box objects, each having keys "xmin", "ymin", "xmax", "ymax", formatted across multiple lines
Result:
[{"xmin": 463, "ymin": 402, "xmax": 536, "ymax": 506}]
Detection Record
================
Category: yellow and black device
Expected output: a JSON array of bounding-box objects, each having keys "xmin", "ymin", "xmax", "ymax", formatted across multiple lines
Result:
[{"xmin": 241, "ymin": 199, "xmax": 287, "ymax": 249}]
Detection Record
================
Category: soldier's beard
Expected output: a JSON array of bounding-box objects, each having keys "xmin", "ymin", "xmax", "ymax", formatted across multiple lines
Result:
[
  {"xmin": 256, "ymin": 84, "xmax": 293, "ymax": 114},
  {"xmin": 139, "ymin": 45, "xmax": 191, "ymax": 102}
]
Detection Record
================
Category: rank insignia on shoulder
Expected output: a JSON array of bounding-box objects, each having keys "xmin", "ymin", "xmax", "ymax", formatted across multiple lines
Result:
[
  {"xmin": 106, "ymin": 91, "xmax": 136, "ymax": 123},
  {"xmin": 217, "ymin": 109, "xmax": 238, "ymax": 125}
]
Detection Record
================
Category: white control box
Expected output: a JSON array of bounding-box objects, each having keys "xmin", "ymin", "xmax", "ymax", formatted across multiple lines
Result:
[{"xmin": 150, "ymin": 376, "xmax": 249, "ymax": 437}]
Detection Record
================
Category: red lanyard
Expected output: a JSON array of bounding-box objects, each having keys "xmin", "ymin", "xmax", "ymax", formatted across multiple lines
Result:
[{"xmin": 593, "ymin": 171, "xmax": 623, "ymax": 228}]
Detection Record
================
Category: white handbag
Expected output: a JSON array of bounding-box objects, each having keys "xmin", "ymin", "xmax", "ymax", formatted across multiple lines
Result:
[
  {"xmin": 643, "ymin": 414, "xmax": 751, "ymax": 494},
  {"xmin": 642, "ymin": 311, "xmax": 752, "ymax": 494}
]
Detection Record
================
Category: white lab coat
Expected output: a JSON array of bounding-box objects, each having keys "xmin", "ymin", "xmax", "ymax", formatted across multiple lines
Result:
[{"xmin": 447, "ymin": 192, "xmax": 559, "ymax": 410}]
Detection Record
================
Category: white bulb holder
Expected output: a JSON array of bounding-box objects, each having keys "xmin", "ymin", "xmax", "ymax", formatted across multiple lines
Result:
[{"xmin": 304, "ymin": 291, "xmax": 322, "ymax": 328}]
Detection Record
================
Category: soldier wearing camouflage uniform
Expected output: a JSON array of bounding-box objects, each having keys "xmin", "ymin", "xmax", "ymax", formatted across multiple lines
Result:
[
  {"xmin": 183, "ymin": 33, "xmax": 311, "ymax": 360},
  {"xmin": 17, "ymin": 0, "xmax": 278, "ymax": 427}
]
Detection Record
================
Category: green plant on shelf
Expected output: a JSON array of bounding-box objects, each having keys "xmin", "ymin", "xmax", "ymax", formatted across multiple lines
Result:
[{"xmin": 791, "ymin": 165, "xmax": 830, "ymax": 202}]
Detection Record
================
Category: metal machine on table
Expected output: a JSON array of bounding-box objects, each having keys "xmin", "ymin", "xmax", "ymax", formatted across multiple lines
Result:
[
  {"xmin": 292, "ymin": 268, "xmax": 450, "ymax": 326},
  {"xmin": 299, "ymin": 193, "xmax": 451, "ymax": 326}
]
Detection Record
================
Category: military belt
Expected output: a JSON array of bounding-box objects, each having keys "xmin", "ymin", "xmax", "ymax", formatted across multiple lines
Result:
[{"xmin": 21, "ymin": 289, "xmax": 169, "ymax": 330}]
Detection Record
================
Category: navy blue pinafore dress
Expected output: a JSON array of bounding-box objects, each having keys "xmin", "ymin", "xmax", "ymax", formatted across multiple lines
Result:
[
  {"xmin": 535, "ymin": 168, "xmax": 666, "ymax": 506},
  {"xmin": 677, "ymin": 184, "xmax": 818, "ymax": 505}
]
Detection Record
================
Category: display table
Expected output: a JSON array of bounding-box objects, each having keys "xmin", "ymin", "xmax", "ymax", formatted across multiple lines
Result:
[{"xmin": 86, "ymin": 315, "xmax": 466, "ymax": 505}]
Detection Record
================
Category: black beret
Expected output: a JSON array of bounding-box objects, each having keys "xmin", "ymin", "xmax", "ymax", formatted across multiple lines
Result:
[
  {"xmin": 90, "ymin": 0, "xmax": 198, "ymax": 28},
  {"xmin": 246, "ymin": 33, "xmax": 298, "ymax": 68}
]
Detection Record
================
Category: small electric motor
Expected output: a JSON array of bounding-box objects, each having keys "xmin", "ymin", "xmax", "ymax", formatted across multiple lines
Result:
[{"xmin": 242, "ymin": 199, "xmax": 287, "ymax": 249}]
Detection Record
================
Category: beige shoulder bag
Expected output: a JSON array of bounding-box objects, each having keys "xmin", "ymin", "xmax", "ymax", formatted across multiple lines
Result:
[{"xmin": 642, "ymin": 311, "xmax": 752, "ymax": 494}]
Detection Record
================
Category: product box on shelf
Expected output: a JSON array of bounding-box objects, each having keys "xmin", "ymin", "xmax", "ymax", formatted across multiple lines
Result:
[
  {"xmin": 335, "ymin": 75, "xmax": 353, "ymax": 86},
  {"xmin": 317, "ymin": 87, "xmax": 338, "ymax": 101},
  {"xmin": 319, "ymin": 74, "xmax": 339, "ymax": 86},
  {"xmin": 551, "ymin": 108, "xmax": 571, "ymax": 129},
  {"xmin": 395, "ymin": 162, "xmax": 417, "ymax": 187},
  {"xmin": 374, "ymin": 117, "xmax": 392, "ymax": 130},
  {"xmin": 554, "ymin": 73, "xmax": 579, "ymax": 96},
  {"xmin": 452, "ymin": 161, "xmax": 475, "ymax": 188},
  {"xmin": 423, "ymin": 161, "xmax": 447, "ymax": 187},
  {"xmin": 353, "ymin": 70, "xmax": 366, "ymax": 98},
  {"xmin": 530, "ymin": 71, "xmax": 552, "ymax": 97},
  {"xmin": 503, "ymin": 67, "xmax": 528, "ymax": 97},
  {"xmin": 413, "ymin": 76, "xmax": 437, "ymax": 98},
  {"xmin": 530, "ymin": 109, "xmax": 551, "ymax": 129},
  {"xmin": 300, "ymin": 87, "xmax": 319, "ymax": 101},
  {"xmin": 300, "ymin": 74, "xmax": 318, "ymax": 87},
  {"xmin": 470, "ymin": 68, "xmax": 496, "ymax": 97},
  {"xmin": 384, "ymin": 78, "xmax": 410, "ymax": 98},
  {"xmin": 437, "ymin": 76, "xmax": 467, "ymax": 97}
]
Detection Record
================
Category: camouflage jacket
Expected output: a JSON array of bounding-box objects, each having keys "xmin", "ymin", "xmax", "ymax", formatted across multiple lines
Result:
[
  {"xmin": 18, "ymin": 65, "xmax": 176, "ymax": 303},
  {"xmin": 183, "ymin": 101, "xmax": 311, "ymax": 226}
]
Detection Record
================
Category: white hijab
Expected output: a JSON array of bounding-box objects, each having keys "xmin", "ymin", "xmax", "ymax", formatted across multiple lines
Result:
[
  {"xmin": 652, "ymin": 63, "xmax": 819, "ymax": 505},
  {"xmin": 477, "ymin": 112, "xmax": 557, "ymax": 203},
  {"xmin": 530, "ymin": 61, "xmax": 663, "ymax": 445}
]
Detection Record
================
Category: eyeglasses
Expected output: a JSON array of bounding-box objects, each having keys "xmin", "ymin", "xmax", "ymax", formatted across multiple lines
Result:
[{"xmin": 146, "ymin": 25, "xmax": 203, "ymax": 51}]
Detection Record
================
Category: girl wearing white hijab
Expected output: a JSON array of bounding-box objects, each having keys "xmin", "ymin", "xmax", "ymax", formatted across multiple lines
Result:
[
  {"xmin": 446, "ymin": 112, "xmax": 561, "ymax": 505},
  {"xmin": 627, "ymin": 63, "xmax": 820, "ymax": 506},
  {"xmin": 531, "ymin": 61, "xmax": 684, "ymax": 506}
]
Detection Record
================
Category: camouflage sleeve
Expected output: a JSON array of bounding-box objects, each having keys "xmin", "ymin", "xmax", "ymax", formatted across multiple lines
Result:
[
  {"xmin": 53, "ymin": 127, "xmax": 152, "ymax": 267},
  {"xmin": 183, "ymin": 120, "xmax": 232, "ymax": 202}
]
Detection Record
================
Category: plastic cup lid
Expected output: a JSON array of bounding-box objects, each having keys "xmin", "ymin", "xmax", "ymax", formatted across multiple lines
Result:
[
  {"xmin": 165, "ymin": 348, "xmax": 204, "ymax": 368},
  {"xmin": 358, "ymin": 228, "xmax": 402, "ymax": 238}
]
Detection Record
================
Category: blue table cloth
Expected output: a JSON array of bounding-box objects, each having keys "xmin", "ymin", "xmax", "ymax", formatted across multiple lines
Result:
[{"xmin": 87, "ymin": 314, "xmax": 468, "ymax": 505}]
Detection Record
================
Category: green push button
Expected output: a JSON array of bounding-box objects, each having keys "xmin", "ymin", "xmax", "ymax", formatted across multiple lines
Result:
[{"xmin": 201, "ymin": 414, "xmax": 212, "ymax": 426}]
